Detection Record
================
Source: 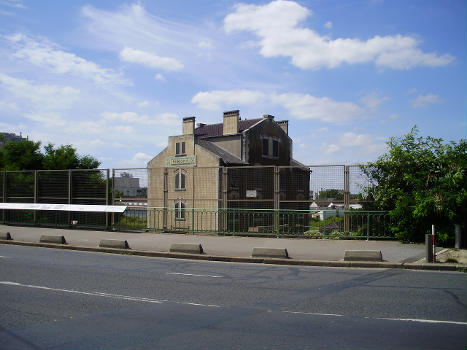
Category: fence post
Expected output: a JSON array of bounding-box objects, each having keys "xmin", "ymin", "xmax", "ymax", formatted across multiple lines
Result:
[
  {"xmin": 222, "ymin": 167, "xmax": 228, "ymax": 232},
  {"xmin": 111, "ymin": 168, "xmax": 115, "ymax": 229},
  {"xmin": 455, "ymin": 224, "xmax": 461, "ymax": 249},
  {"xmin": 274, "ymin": 166, "xmax": 279, "ymax": 235},
  {"xmin": 344, "ymin": 166, "xmax": 350, "ymax": 233},
  {"xmin": 68, "ymin": 169, "xmax": 72, "ymax": 226},
  {"xmin": 105, "ymin": 169, "xmax": 109, "ymax": 230},
  {"xmin": 33, "ymin": 170, "xmax": 37, "ymax": 224},
  {"xmin": 425, "ymin": 234, "xmax": 434, "ymax": 263},
  {"xmin": 432, "ymin": 225, "xmax": 436, "ymax": 263},
  {"xmin": 163, "ymin": 167, "xmax": 168, "ymax": 230},
  {"xmin": 366, "ymin": 212, "xmax": 370, "ymax": 241},
  {"xmin": 1, "ymin": 171, "xmax": 5, "ymax": 223}
]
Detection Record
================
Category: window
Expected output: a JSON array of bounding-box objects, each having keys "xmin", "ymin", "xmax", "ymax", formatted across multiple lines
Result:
[
  {"xmin": 261, "ymin": 137, "xmax": 279, "ymax": 158},
  {"xmin": 272, "ymin": 139, "xmax": 279, "ymax": 158},
  {"xmin": 175, "ymin": 141, "xmax": 186, "ymax": 156},
  {"xmin": 175, "ymin": 170, "xmax": 186, "ymax": 190},
  {"xmin": 175, "ymin": 201, "xmax": 185, "ymax": 220},
  {"xmin": 262, "ymin": 138, "xmax": 269, "ymax": 157}
]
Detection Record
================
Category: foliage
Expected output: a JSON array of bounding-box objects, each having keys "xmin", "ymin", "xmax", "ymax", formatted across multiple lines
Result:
[
  {"xmin": 362, "ymin": 127, "xmax": 466, "ymax": 244},
  {"xmin": 0, "ymin": 138, "xmax": 100, "ymax": 170},
  {"xmin": 0, "ymin": 138, "xmax": 43, "ymax": 170},
  {"xmin": 317, "ymin": 189, "xmax": 344, "ymax": 200}
]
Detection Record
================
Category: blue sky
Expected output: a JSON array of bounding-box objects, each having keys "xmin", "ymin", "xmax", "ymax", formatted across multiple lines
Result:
[{"xmin": 0, "ymin": 0, "xmax": 465, "ymax": 168}]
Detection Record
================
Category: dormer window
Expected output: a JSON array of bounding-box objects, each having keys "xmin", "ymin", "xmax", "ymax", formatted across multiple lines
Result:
[{"xmin": 175, "ymin": 141, "xmax": 186, "ymax": 156}]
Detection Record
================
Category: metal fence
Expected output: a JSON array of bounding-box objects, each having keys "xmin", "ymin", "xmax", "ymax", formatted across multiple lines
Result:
[
  {"xmin": 0, "ymin": 165, "xmax": 391, "ymax": 239},
  {"xmin": 0, "ymin": 169, "xmax": 110, "ymax": 229}
]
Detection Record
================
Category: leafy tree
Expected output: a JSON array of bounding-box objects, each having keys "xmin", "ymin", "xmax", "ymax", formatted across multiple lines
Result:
[
  {"xmin": 317, "ymin": 189, "xmax": 344, "ymax": 200},
  {"xmin": 42, "ymin": 144, "xmax": 100, "ymax": 170},
  {"xmin": 363, "ymin": 127, "xmax": 466, "ymax": 244},
  {"xmin": 0, "ymin": 138, "xmax": 43, "ymax": 170}
]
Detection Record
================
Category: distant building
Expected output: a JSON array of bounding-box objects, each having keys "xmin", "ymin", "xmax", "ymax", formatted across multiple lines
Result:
[
  {"xmin": 0, "ymin": 132, "xmax": 27, "ymax": 148},
  {"xmin": 114, "ymin": 172, "xmax": 145, "ymax": 198}
]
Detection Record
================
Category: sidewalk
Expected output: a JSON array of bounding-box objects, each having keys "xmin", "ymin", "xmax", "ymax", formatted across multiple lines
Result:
[{"xmin": 0, "ymin": 224, "xmax": 428, "ymax": 263}]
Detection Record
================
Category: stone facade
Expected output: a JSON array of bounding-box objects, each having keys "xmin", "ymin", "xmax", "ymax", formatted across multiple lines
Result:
[{"xmin": 147, "ymin": 110, "xmax": 309, "ymax": 231}]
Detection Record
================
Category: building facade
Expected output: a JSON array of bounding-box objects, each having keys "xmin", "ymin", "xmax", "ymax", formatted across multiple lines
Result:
[{"xmin": 147, "ymin": 110, "xmax": 310, "ymax": 231}]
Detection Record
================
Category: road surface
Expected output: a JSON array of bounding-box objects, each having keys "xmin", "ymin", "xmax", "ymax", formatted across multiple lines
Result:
[{"xmin": 0, "ymin": 244, "xmax": 466, "ymax": 349}]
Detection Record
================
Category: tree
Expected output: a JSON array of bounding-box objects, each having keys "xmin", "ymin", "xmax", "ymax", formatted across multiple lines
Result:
[
  {"xmin": 42, "ymin": 144, "xmax": 100, "ymax": 170},
  {"xmin": 363, "ymin": 127, "xmax": 466, "ymax": 244},
  {"xmin": 0, "ymin": 139, "xmax": 100, "ymax": 170},
  {"xmin": 0, "ymin": 138, "xmax": 43, "ymax": 170}
]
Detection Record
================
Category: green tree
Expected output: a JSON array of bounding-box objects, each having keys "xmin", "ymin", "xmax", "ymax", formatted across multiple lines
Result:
[
  {"xmin": 363, "ymin": 127, "xmax": 466, "ymax": 244},
  {"xmin": 0, "ymin": 138, "xmax": 43, "ymax": 170},
  {"xmin": 317, "ymin": 189, "xmax": 344, "ymax": 200},
  {"xmin": 42, "ymin": 144, "xmax": 100, "ymax": 170}
]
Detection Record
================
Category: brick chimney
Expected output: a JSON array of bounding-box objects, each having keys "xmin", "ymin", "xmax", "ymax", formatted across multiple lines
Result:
[
  {"xmin": 277, "ymin": 120, "xmax": 288, "ymax": 135},
  {"xmin": 223, "ymin": 110, "xmax": 239, "ymax": 135},
  {"xmin": 183, "ymin": 116, "xmax": 195, "ymax": 135}
]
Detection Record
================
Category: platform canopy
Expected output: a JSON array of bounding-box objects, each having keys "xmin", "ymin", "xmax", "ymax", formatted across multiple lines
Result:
[{"xmin": 0, "ymin": 203, "xmax": 127, "ymax": 213}]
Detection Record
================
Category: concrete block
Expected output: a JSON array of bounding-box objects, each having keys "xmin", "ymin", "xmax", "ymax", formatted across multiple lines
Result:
[
  {"xmin": 344, "ymin": 250, "xmax": 382, "ymax": 262},
  {"xmin": 0, "ymin": 232, "xmax": 12, "ymax": 240},
  {"xmin": 99, "ymin": 239, "xmax": 130, "ymax": 249},
  {"xmin": 169, "ymin": 243, "xmax": 203, "ymax": 254},
  {"xmin": 40, "ymin": 235, "xmax": 66, "ymax": 244},
  {"xmin": 252, "ymin": 247, "xmax": 289, "ymax": 259}
]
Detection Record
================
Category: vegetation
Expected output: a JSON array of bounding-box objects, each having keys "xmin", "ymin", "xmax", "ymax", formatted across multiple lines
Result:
[
  {"xmin": 0, "ymin": 136, "xmax": 100, "ymax": 170},
  {"xmin": 362, "ymin": 127, "xmax": 466, "ymax": 244}
]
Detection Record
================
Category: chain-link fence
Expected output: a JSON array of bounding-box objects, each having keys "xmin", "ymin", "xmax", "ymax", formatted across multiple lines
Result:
[
  {"xmin": 0, "ymin": 169, "xmax": 109, "ymax": 228},
  {"xmin": 0, "ymin": 165, "xmax": 388, "ymax": 238}
]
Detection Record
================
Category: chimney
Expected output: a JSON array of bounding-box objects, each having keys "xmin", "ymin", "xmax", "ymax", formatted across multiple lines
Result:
[
  {"xmin": 263, "ymin": 114, "xmax": 274, "ymax": 120},
  {"xmin": 277, "ymin": 120, "xmax": 288, "ymax": 135},
  {"xmin": 223, "ymin": 110, "xmax": 239, "ymax": 135},
  {"xmin": 183, "ymin": 116, "xmax": 195, "ymax": 135}
]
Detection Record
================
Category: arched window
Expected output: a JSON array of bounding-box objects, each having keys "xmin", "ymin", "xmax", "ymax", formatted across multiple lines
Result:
[
  {"xmin": 175, "ymin": 201, "xmax": 185, "ymax": 220},
  {"xmin": 175, "ymin": 170, "xmax": 186, "ymax": 190}
]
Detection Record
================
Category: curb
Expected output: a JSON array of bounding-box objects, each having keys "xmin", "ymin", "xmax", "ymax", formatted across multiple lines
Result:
[{"xmin": 0, "ymin": 239, "xmax": 465, "ymax": 272}]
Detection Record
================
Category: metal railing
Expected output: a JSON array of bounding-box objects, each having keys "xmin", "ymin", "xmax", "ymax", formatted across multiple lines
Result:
[{"xmin": 116, "ymin": 207, "xmax": 393, "ymax": 239}]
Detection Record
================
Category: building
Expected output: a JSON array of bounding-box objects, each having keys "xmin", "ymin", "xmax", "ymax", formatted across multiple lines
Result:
[
  {"xmin": 0, "ymin": 132, "xmax": 27, "ymax": 148},
  {"xmin": 147, "ymin": 110, "xmax": 310, "ymax": 232}
]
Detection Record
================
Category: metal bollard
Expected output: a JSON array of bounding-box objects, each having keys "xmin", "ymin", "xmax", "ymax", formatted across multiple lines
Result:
[
  {"xmin": 425, "ymin": 234, "xmax": 434, "ymax": 263},
  {"xmin": 455, "ymin": 224, "xmax": 461, "ymax": 249}
]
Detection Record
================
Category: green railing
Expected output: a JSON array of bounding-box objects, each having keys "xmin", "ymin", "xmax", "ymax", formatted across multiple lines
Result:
[{"xmin": 117, "ymin": 207, "xmax": 393, "ymax": 239}]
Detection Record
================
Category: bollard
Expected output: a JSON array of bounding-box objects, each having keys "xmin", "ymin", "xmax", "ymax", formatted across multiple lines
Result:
[
  {"xmin": 425, "ymin": 234, "xmax": 433, "ymax": 263},
  {"xmin": 455, "ymin": 224, "xmax": 461, "ymax": 249}
]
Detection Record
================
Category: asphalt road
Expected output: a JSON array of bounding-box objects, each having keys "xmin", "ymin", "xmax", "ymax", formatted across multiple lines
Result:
[{"xmin": 0, "ymin": 244, "xmax": 466, "ymax": 349}]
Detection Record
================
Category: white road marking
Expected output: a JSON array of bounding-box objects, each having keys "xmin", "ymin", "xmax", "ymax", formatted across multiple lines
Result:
[
  {"xmin": 0, "ymin": 281, "xmax": 220, "ymax": 308},
  {"xmin": 167, "ymin": 272, "xmax": 223, "ymax": 278},
  {"xmin": 283, "ymin": 310, "xmax": 343, "ymax": 317},
  {"xmin": 283, "ymin": 310, "xmax": 466, "ymax": 326},
  {"xmin": 374, "ymin": 317, "xmax": 467, "ymax": 326}
]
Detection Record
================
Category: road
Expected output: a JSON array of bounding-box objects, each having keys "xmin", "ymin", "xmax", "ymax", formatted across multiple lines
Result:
[{"xmin": 0, "ymin": 244, "xmax": 466, "ymax": 349}]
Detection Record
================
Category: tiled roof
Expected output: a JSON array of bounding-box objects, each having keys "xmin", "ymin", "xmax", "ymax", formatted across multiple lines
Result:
[
  {"xmin": 194, "ymin": 118, "xmax": 263, "ymax": 138},
  {"xmin": 196, "ymin": 139, "xmax": 246, "ymax": 165}
]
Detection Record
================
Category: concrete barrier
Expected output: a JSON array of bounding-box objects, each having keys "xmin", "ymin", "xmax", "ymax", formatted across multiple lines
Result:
[
  {"xmin": 252, "ymin": 247, "xmax": 289, "ymax": 259},
  {"xmin": 344, "ymin": 250, "xmax": 382, "ymax": 262},
  {"xmin": 0, "ymin": 232, "xmax": 12, "ymax": 240},
  {"xmin": 169, "ymin": 243, "xmax": 203, "ymax": 254},
  {"xmin": 99, "ymin": 239, "xmax": 130, "ymax": 249},
  {"xmin": 40, "ymin": 235, "xmax": 67, "ymax": 244}
]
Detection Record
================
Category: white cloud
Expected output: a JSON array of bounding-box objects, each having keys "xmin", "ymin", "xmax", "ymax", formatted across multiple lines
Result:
[
  {"xmin": 198, "ymin": 40, "xmax": 213, "ymax": 49},
  {"xmin": 5, "ymin": 33, "xmax": 128, "ymax": 85},
  {"xmin": 0, "ymin": 0, "xmax": 25, "ymax": 9},
  {"xmin": 137, "ymin": 100, "xmax": 149, "ymax": 108},
  {"xmin": 224, "ymin": 0, "xmax": 454, "ymax": 70},
  {"xmin": 0, "ymin": 72, "xmax": 80, "ymax": 111},
  {"xmin": 411, "ymin": 93, "xmax": 442, "ymax": 108},
  {"xmin": 320, "ymin": 143, "xmax": 340, "ymax": 155},
  {"xmin": 191, "ymin": 89, "xmax": 266, "ymax": 110},
  {"xmin": 133, "ymin": 152, "xmax": 152, "ymax": 163},
  {"xmin": 101, "ymin": 111, "xmax": 180, "ymax": 127},
  {"xmin": 339, "ymin": 132, "xmax": 386, "ymax": 154},
  {"xmin": 0, "ymin": 100, "xmax": 17, "ymax": 110},
  {"xmin": 24, "ymin": 113, "xmax": 65, "ymax": 127},
  {"xmin": 324, "ymin": 21, "xmax": 332, "ymax": 29},
  {"xmin": 114, "ymin": 125, "xmax": 135, "ymax": 134},
  {"xmin": 154, "ymin": 73, "xmax": 165, "ymax": 81},
  {"xmin": 119, "ymin": 47, "xmax": 183, "ymax": 72},
  {"xmin": 359, "ymin": 93, "xmax": 389, "ymax": 111},
  {"xmin": 388, "ymin": 113, "xmax": 399, "ymax": 119},
  {"xmin": 271, "ymin": 93, "xmax": 362, "ymax": 123}
]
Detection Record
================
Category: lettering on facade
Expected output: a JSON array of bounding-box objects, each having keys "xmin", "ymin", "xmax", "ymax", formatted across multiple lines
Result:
[{"xmin": 165, "ymin": 155, "xmax": 197, "ymax": 167}]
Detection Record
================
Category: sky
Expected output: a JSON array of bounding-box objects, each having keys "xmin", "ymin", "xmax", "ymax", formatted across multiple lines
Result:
[{"xmin": 0, "ymin": 0, "xmax": 465, "ymax": 169}]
